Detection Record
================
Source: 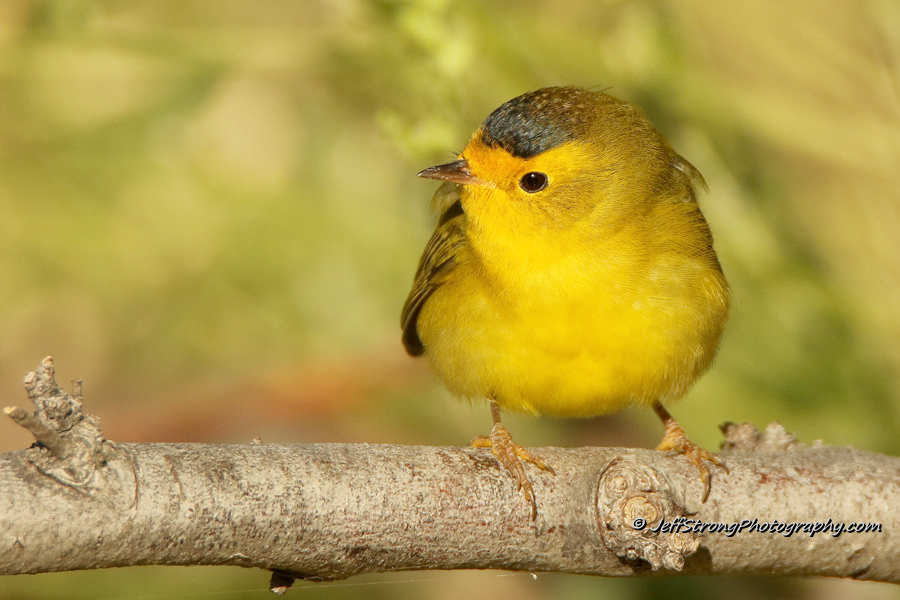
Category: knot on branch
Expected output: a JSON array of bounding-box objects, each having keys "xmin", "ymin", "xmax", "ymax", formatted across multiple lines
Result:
[
  {"xmin": 720, "ymin": 421, "xmax": 799, "ymax": 452},
  {"xmin": 596, "ymin": 458, "xmax": 699, "ymax": 571},
  {"xmin": 4, "ymin": 356, "xmax": 136, "ymax": 506}
]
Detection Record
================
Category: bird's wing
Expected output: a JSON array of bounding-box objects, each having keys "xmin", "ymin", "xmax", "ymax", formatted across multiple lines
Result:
[
  {"xmin": 670, "ymin": 153, "xmax": 708, "ymax": 194},
  {"xmin": 401, "ymin": 198, "xmax": 467, "ymax": 356}
]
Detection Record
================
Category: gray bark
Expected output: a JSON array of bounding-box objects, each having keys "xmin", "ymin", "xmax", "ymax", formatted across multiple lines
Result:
[{"xmin": 1, "ymin": 357, "xmax": 898, "ymax": 593}]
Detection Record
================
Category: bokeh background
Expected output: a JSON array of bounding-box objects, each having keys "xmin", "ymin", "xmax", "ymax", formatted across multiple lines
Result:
[{"xmin": 2, "ymin": 0, "xmax": 900, "ymax": 599}]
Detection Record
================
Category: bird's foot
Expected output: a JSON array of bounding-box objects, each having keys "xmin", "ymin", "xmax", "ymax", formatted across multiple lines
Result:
[
  {"xmin": 655, "ymin": 414, "xmax": 728, "ymax": 502},
  {"xmin": 471, "ymin": 422, "xmax": 555, "ymax": 520}
]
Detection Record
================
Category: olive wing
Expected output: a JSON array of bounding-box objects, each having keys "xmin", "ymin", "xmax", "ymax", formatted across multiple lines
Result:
[{"xmin": 401, "ymin": 199, "xmax": 467, "ymax": 356}]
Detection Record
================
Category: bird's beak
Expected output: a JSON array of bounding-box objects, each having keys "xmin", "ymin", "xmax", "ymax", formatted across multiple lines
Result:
[{"xmin": 418, "ymin": 159, "xmax": 486, "ymax": 186}]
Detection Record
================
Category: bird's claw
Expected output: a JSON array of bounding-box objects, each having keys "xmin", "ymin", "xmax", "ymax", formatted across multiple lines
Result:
[
  {"xmin": 471, "ymin": 423, "xmax": 555, "ymax": 519},
  {"xmin": 656, "ymin": 422, "xmax": 727, "ymax": 502}
]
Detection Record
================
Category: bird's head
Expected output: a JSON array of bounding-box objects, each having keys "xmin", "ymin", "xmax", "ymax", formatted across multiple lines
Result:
[{"xmin": 419, "ymin": 87, "xmax": 699, "ymax": 234}]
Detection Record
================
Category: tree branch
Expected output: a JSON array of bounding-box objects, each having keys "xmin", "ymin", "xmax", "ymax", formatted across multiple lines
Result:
[{"xmin": 1, "ymin": 357, "xmax": 898, "ymax": 592}]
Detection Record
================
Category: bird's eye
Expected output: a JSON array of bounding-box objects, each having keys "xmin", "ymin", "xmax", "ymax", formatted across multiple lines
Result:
[{"xmin": 519, "ymin": 171, "xmax": 548, "ymax": 193}]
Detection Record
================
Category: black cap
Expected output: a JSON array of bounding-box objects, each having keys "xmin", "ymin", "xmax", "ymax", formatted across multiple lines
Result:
[{"xmin": 480, "ymin": 87, "xmax": 597, "ymax": 159}]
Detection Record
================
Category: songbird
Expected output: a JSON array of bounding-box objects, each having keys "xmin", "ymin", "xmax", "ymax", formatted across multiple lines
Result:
[{"xmin": 401, "ymin": 86, "xmax": 730, "ymax": 517}]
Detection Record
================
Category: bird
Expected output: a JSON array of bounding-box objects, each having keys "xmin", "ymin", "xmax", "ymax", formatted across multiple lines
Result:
[{"xmin": 401, "ymin": 86, "xmax": 730, "ymax": 518}]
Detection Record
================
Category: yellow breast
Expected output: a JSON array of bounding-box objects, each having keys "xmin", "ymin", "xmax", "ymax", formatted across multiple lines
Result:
[{"xmin": 417, "ymin": 187, "xmax": 729, "ymax": 417}]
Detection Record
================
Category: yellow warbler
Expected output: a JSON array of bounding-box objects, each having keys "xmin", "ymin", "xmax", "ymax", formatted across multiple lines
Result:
[{"xmin": 402, "ymin": 86, "xmax": 729, "ymax": 517}]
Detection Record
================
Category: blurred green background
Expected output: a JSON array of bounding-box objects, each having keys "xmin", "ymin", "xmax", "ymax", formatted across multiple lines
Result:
[{"xmin": 2, "ymin": 0, "xmax": 900, "ymax": 599}]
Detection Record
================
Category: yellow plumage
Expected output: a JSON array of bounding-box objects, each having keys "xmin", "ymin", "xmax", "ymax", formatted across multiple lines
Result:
[{"xmin": 401, "ymin": 87, "xmax": 729, "ymax": 514}]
